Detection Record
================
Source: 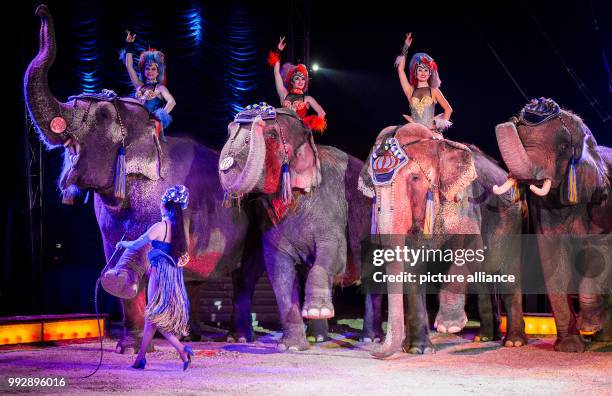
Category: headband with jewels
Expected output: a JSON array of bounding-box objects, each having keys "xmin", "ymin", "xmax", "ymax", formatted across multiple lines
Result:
[
  {"xmin": 519, "ymin": 97, "xmax": 560, "ymax": 126},
  {"xmin": 162, "ymin": 184, "xmax": 189, "ymax": 210},
  {"xmin": 234, "ymin": 102, "xmax": 277, "ymax": 123}
]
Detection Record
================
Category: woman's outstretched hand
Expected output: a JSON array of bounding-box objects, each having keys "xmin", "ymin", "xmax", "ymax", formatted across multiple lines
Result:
[
  {"xmin": 277, "ymin": 36, "xmax": 286, "ymax": 51},
  {"xmin": 404, "ymin": 32, "xmax": 413, "ymax": 48},
  {"xmin": 126, "ymin": 30, "xmax": 136, "ymax": 43}
]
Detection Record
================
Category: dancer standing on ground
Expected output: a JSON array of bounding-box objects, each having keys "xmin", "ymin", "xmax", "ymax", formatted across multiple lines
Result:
[{"xmin": 116, "ymin": 185, "xmax": 194, "ymax": 371}]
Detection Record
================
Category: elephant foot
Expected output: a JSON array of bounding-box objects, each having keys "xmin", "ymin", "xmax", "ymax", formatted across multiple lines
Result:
[
  {"xmin": 370, "ymin": 327, "xmax": 404, "ymax": 359},
  {"xmin": 301, "ymin": 298, "xmax": 335, "ymax": 320},
  {"xmin": 116, "ymin": 336, "xmax": 155, "ymax": 354},
  {"xmin": 402, "ymin": 336, "xmax": 435, "ymax": 355},
  {"xmin": 503, "ymin": 331, "xmax": 528, "ymax": 348},
  {"xmin": 554, "ymin": 334, "xmax": 585, "ymax": 353},
  {"xmin": 474, "ymin": 327, "xmax": 501, "ymax": 343},
  {"xmin": 226, "ymin": 330, "xmax": 252, "ymax": 343},
  {"xmin": 115, "ymin": 340, "xmax": 126, "ymax": 354},
  {"xmin": 361, "ymin": 329, "xmax": 384, "ymax": 344},
  {"xmin": 434, "ymin": 310, "xmax": 467, "ymax": 334},
  {"xmin": 277, "ymin": 334, "xmax": 310, "ymax": 351},
  {"xmin": 577, "ymin": 308, "xmax": 606, "ymax": 334},
  {"xmin": 435, "ymin": 291, "xmax": 467, "ymax": 333},
  {"xmin": 306, "ymin": 320, "xmax": 328, "ymax": 343},
  {"xmin": 593, "ymin": 324, "xmax": 612, "ymax": 342}
]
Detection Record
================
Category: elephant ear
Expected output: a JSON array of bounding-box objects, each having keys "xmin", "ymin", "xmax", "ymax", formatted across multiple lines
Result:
[
  {"xmin": 559, "ymin": 129, "xmax": 610, "ymax": 205},
  {"xmin": 439, "ymin": 140, "xmax": 478, "ymax": 202},
  {"xmin": 358, "ymin": 146, "xmax": 376, "ymax": 198},
  {"xmin": 289, "ymin": 132, "xmax": 321, "ymax": 191},
  {"xmin": 125, "ymin": 119, "xmax": 164, "ymax": 181}
]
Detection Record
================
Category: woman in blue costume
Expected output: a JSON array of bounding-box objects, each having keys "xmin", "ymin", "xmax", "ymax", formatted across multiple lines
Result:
[
  {"xmin": 116, "ymin": 185, "xmax": 194, "ymax": 371},
  {"xmin": 395, "ymin": 32, "xmax": 453, "ymax": 139},
  {"xmin": 123, "ymin": 31, "xmax": 176, "ymax": 141}
]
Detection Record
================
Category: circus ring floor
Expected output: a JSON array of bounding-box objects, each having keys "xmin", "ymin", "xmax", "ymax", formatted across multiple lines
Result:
[{"xmin": 1, "ymin": 322, "xmax": 611, "ymax": 395}]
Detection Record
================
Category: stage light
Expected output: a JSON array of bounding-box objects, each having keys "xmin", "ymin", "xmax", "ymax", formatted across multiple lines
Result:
[{"xmin": 312, "ymin": 63, "xmax": 320, "ymax": 72}]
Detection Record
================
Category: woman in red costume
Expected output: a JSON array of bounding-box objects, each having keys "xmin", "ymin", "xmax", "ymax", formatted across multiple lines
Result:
[{"xmin": 268, "ymin": 37, "xmax": 327, "ymax": 132}]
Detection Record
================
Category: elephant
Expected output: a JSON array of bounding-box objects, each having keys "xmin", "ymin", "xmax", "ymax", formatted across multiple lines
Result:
[
  {"xmin": 218, "ymin": 107, "xmax": 374, "ymax": 350},
  {"xmin": 494, "ymin": 98, "xmax": 612, "ymax": 352},
  {"xmin": 359, "ymin": 123, "xmax": 527, "ymax": 357},
  {"xmin": 24, "ymin": 5, "xmax": 263, "ymax": 352}
]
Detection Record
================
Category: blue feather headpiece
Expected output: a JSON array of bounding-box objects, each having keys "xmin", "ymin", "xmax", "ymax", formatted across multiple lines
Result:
[{"xmin": 162, "ymin": 185, "xmax": 189, "ymax": 210}]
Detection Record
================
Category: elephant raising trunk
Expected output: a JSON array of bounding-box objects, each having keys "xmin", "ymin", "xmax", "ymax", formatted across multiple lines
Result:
[{"xmin": 24, "ymin": 4, "xmax": 73, "ymax": 147}]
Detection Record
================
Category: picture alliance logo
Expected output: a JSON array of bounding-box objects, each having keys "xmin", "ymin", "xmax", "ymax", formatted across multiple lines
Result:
[{"xmin": 372, "ymin": 246, "xmax": 487, "ymax": 267}]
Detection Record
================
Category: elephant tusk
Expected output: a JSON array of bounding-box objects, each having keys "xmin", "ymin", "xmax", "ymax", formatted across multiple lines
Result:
[
  {"xmin": 492, "ymin": 178, "xmax": 516, "ymax": 195},
  {"xmin": 529, "ymin": 179, "xmax": 552, "ymax": 196}
]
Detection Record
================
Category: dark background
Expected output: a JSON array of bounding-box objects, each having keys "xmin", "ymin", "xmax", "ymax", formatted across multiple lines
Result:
[{"xmin": 3, "ymin": 0, "xmax": 611, "ymax": 317}]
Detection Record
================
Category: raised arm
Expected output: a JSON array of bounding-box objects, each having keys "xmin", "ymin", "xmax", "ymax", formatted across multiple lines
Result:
[
  {"xmin": 395, "ymin": 33, "xmax": 414, "ymax": 100},
  {"xmin": 124, "ymin": 31, "xmax": 142, "ymax": 89},
  {"xmin": 272, "ymin": 37, "xmax": 288, "ymax": 102}
]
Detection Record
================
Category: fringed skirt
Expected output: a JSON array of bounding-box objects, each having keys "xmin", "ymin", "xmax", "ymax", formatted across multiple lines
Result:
[{"xmin": 146, "ymin": 250, "xmax": 190, "ymax": 337}]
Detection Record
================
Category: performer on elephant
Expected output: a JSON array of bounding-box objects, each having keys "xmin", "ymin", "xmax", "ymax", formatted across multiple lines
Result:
[
  {"xmin": 268, "ymin": 36, "xmax": 327, "ymax": 132},
  {"xmin": 116, "ymin": 185, "xmax": 194, "ymax": 370},
  {"xmin": 395, "ymin": 32, "xmax": 453, "ymax": 138},
  {"xmin": 122, "ymin": 30, "xmax": 175, "ymax": 141}
]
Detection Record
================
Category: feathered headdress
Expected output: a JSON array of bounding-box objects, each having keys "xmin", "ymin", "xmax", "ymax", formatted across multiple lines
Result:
[
  {"xmin": 281, "ymin": 63, "xmax": 309, "ymax": 92},
  {"xmin": 408, "ymin": 52, "xmax": 440, "ymax": 88},
  {"xmin": 162, "ymin": 184, "xmax": 190, "ymax": 210},
  {"xmin": 138, "ymin": 48, "xmax": 167, "ymax": 85}
]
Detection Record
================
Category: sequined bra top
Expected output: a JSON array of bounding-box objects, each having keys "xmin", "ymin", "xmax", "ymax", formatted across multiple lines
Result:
[
  {"xmin": 283, "ymin": 93, "xmax": 310, "ymax": 119},
  {"xmin": 135, "ymin": 83, "xmax": 165, "ymax": 114},
  {"xmin": 410, "ymin": 87, "xmax": 435, "ymax": 129}
]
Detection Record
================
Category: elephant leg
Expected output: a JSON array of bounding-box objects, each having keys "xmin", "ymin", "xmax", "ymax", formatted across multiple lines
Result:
[
  {"xmin": 501, "ymin": 289, "xmax": 527, "ymax": 347},
  {"xmin": 228, "ymin": 258, "xmax": 265, "ymax": 343},
  {"xmin": 185, "ymin": 282, "xmax": 202, "ymax": 341},
  {"xmin": 264, "ymin": 245, "xmax": 308, "ymax": 351},
  {"xmin": 116, "ymin": 288, "xmax": 154, "ymax": 354},
  {"xmin": 306, "ymin": 319, "xmax": 329, "ymax": 343},
  {"xmin": 577, "ymin": 294, "xmax": 605, "ymax": 334},
  {"xmin": 473, "ymin": 287, "xmax": 501, "ymax": 342},
  {"xmin": 302, "ymin": 242, "xmax": 342, "ymax": 319},
  {"xmin": 539, "ymin": 239, "xmax": 584, "ymax": 352},
  {"xmin": 362, "ymin": 293, "xmax": 384, "ymax": 343},
  {"xmin": 371, "ymin": 260, "xmax": 405, "ymax": 358},
  {"xmin": 435, "ymin": 284, "xmax": 467, "ymax": 334},
  {"xmin": 576, "ymin": 244, "xmax": 607, "ymax": 333},
  {"xmin": 434, "ymin": 237, "xmax": 470, "ymax": 334},
  {"xmin": 593, "ymin": 293, "xmax": 612, "ymax": 342},
  {"xmin": 403, "ymin": 285, "xmax": 434, "ymax": 354}
]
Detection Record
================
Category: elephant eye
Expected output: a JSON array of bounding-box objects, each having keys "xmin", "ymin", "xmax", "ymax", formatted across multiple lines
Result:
[
  {"xmin": 410, "ymin": 174, "xmax": 420, "ymax": 181},
  {"xmin": 265, "ymin": 130, "xmax": 278, "ymax": 139},
  {"xmin": 558, "ymin": 143, "xmax": 569, "ymax": 152}
]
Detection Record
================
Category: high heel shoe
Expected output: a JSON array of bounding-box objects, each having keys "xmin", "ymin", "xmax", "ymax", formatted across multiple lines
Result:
[
  {"xmin": 131, "ymin": 357, "xmax": 147, "ymax": 369},
  {"xmin": 182, "ymin": 345, "xmax": 194, "ymax": 371}
]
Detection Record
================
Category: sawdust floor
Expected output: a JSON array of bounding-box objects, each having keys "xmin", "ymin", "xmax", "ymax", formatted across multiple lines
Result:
[{"xmin": 1, "ymin": 326, "xmax": 611, "ymax": 395}]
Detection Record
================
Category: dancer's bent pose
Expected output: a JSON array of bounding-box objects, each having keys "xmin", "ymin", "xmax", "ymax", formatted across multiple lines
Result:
[{"xmin": 117, "ymin": 185, "xmax": 194, "ymax": 371}]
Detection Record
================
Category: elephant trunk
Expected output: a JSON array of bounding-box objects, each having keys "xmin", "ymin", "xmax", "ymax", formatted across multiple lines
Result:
[
  {"xmin": 219, "ymin": 119, "xmax": 266, "ymax": 194},
  {"xmin": 24, "ymin": 5, "xmax": 72, "ymax": 147},
  {"xmin": 495, "ymin": 122, "xmax": 535, "ymax": 180}
]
